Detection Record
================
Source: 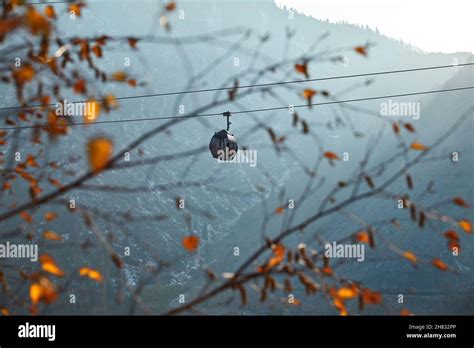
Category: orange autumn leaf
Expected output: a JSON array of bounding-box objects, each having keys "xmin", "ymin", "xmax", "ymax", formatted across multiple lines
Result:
[
  {"xmin": 410, "ymin": 142, "xmax": 428, "ymax": 151},
  {"xmin": 47, "ymin": 111, "xmax": 69, "ymax": 137},
  {"xmin": 91, "ymin": 45, "xmax": 103, "ymax": 58},
  {"xmin": 127, "ymin": 37, "xmax": 139, "ymax": 49},
  {"xmin": 403, "ymin": 123, "xmax": 416, "ymax": 133},
  {"xmin": 392, "ymin": 123, "xmax": 400, "ymax": 134},
  {"xmin": 29, "ymin": 278, "xmax": 58, "ymax": 305},
  {"xmin": 26, "ymin": 154, "xmax": 39, "ymax": 168},
  {"xmin": 431, "ymin": 258, "xmax": 448, "ymax": 271},
  {"xmin": 1, "ymin": 307, "xmax": 9, "ymax": 316},
  {"xmin": 322, "ymin": 266, "xmax": 333, "ymax": 276},
  {"xmin": 29, "ymin": 283, "xmax": 43, "ymax": 305},
  {"xmin": 48, "ymin": 177, "xmax": 62, "ymax": 188},
  {"xmin": 400, "ymin": 309, "xmax": 413, "ymax": 316},
  {"xmin": 294, "ymin": 62, "xmax": 309, "ymax": 78},
  {"xmin": 267, "ymin": 244, "xmax": 285, "ymax": 269},
  {"xmin": 95, "ymin": 35, "xmax": 110, "ymax": 46},
  {"xmin": 43, "ymin": 230, "xmax": 62, "ymax": 242},
  {"xmin": 69, "ymin": 3, "xmax": 86, "ymax": 17},
  {"xmin": 333, "ymin": 297, "xmax": 348, "ymax": 316},
  {"xmin": 127, "ymin": 79, "xmax": 137, "ymax": 87},
  {"xmin": 302, "ymin": 89, "xmax": 317, "ymax": 107},
  {"xmin": 354, "ymin": 45, "xmax": 368, "ymax": 57},
  {"xmin": 448, "ymin": 240, "xmax": 460, "ymax": 253},
  {"xmin": 73, "ymin": 79, "xmax": 87, "ymax": 94},
  {"xmin": 182, "ymin": 235, "xmax": 200, "ymax": 252},
  {"xmin": 112, "ymin": 71, "xmax": 127, "ymax": 82},
  {"xmin": 79, "ymin": 267, "xmax": 103, "ymax": 282},
  {"xmin": 87, "ymin": 137, "xmax": 113, "ymax": 173},
  {"xmin": 12, "ymin": 65, "xmax": 35, "ymax": 84},
  {"xmin": 403, "ymin": 251, "xmax": 417, "ymax": 265},
  {"xmin": 0, "ymin": 17, "xmax": 22, "ymax": 37},
  {"xmin": 453, "ymin": 197, "xmax": 469, "ymax": 208},
  {"xmin": 39, "ymin": 254, "xmax": 65, "ymax": 277},
  {"xmin": 444, "ymin": 230, "xmax": 459, "ymax": 241},
  {"xmin": 103, "ymin": 94, "xmax": 119, "ymax": 109},
  {"xmin": 44, "ymin": 5, "xmax": 56, "ymax": 19},
  {"xmin": 272, "ymin": 244, "xmax": 285, "ymax": 259},
  {"xmin": 356, "ymin": 231, "xmax": 370, "ymax": 244},
  {"xmin": 362, "ymin": 289, "xmax": 382, "ymax": 305},
  {"xmin": 289, "ymin": 297, "xmax": 302, "ymax": 306},
  {"xmin": 337, "ymin": 287, "xmax": 357, "ymax": 299},
  {"xmin": 165, "ymin": 1, "xmax": 177, "ymax": 12},
  {"xmin": 20, "ymin": 211, "xmax": 33, "ymax": 223},
  {"xmin": 44, "ymin": 212, "xmax": 57, "ymax": 222},
  {"xmin": 323, "ymin": 151, "xmax": 339, "ymax": 160},
  {"xmin": 458, "ymin": 219, "xmax": 472, "ymax": 234},
  {"xmin": 25, "ymin": 7, "xmax": 50, "ymax": 36},
  {"xmin": 275, "ymin": 207, "xmax": 285, "ymax": 215}
]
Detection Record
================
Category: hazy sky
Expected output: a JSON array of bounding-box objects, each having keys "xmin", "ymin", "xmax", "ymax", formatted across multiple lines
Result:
[{"xmin": 276, "ymin": 0, "xmax": 473, "ymax": 53}]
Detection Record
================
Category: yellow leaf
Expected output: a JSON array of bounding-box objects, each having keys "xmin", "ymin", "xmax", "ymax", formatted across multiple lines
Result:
[
  {"xmin": 79, "ymin": 267, "xmax": 103, "ymax": 282},
  {"xmin": 44, "ymin": 212, "xmax": 57, "ymax": 222},
  {"xmin": 403, "ymin": 251, "xmax": 417, "ymax": 264},
  {"xmin": 40, "ymin": 254, "xmax": 65, "ymax": 277},
  {"xmin": 104, "ymin": 94, "xmax": 119, "ymax": 109},
  {"xmin": 337, "ymin": 287, "xmax": 357, "ymax": 299},
  {"xmin": 29, "ymin": 283, "xmax": 43, "ymax": 305},
  {"xmin": 29, "ymin": 278, "xmax": 59, "ymax": 305},
  {"xmin": 112, "ymin": 71, "xmax": 127, "ymax": 82},
  {"xmin": 458, "ymin": 219, "xmax": 472, "ymax": 234},
  {"xmin": 43, "ymin": 230, "xmax": 62, "ymax": 242},
  {"xmin": 87, "ymin": 137, "xmax": 113, "ymax": 173},
  {"xmin": 266, "ymin": 244, "xmax": 285, "ymax": 269},
  {"xmin": 410, "ymin": 142, "xmax": 428, "ymax": 151},
  {"xmin": 333, "ymin": 297, "xmax": 348, "ymax": 315}
]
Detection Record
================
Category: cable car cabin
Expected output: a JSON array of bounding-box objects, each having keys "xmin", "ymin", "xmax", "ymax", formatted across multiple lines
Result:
[
  {"xmin": 209, "ymin": 111, "xmax": 238, "ymax": 161},
  {"xmin": 209, "ymin": 129, "xmax": 238, "ymax": 161}
]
